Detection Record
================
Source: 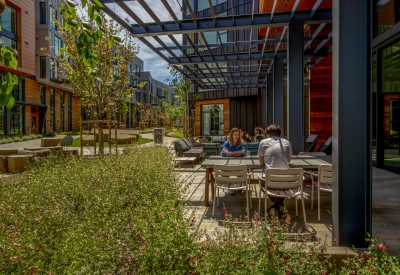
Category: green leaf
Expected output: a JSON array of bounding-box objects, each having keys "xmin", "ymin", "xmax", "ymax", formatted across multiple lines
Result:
[
  {"xmin": 82, "ymin": 0, "xmax": 87, "ymax": 8},
  {"xmin": 88, "ymin": 5, "xmax": 94, "ymax": 18},
  {"xmin": 83, "ymin": 21, "xmax": 93, "ymax": 31},
  {"xmin": 64, "ymin": 22, "xmax": 70, "ymax": 31},
  {"xmin": 108, "ymin": 37, "xmax": 114, "ymax": 49},
  {"xmin": 4, "ymin": 95, "xmax": 15, "ymax": 109},
  {"xmin": 0, "ymin": 23, "xmax": 2, "ymax": 32},
  {"xmin": 65, "ymin": 0, "xmax": 76, "ymax": 7},
  {"xmin": 94, "ymin": 14, "xmax": 102, "ymax": 27},
  {"xmin": 12, "ymin": 74, "xmax": 18, "ymax": 85},
  {"xmin": 9, "ymin": 56, "xmax": 18, "ymax": 69},
  {"xmin": 113, "ymin": 35, "xmax": 122, "ymax": 43},
  {"xmin": 92, "ymin": 0, "xmax": 104, "ymax": 8}
]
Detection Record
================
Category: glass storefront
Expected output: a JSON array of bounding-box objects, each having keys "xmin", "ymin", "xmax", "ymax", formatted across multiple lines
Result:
[
  {"xmin": 201, "ymin": 104, "xmax": 224, "ymax": 136},
  {"xmin": 382, "ymin": 41, "xmax": 400, "ymax": 170},
  {"xmin": 10, "ymin": 105, "xmax": 24, "ymax": 135}
]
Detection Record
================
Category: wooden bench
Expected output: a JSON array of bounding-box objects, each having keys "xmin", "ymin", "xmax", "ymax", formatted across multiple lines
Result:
[
  {"xmin": 0, "ymin": 149, "xmax": 19, "ymax": 155},
  {"xmin": 25, "ymin": 146, "xmax": 63, "ymax": 153},
  {"xmin": 41, "ymin": 138, "xmax": 61, "ymax": 147},
  {"xmin": 175, "ymin": 157, "xmax": 197, "ymax": 168}
]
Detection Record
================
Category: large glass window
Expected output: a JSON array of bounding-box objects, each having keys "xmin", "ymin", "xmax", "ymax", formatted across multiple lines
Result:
[
  {"xmin": 381, "ymin": 40, "xmax": 400, "ymax": 170},
  {"xmin": 201, "ymin": 104, "xmax": 224, "ymax": 136},
  {"xmin": 10, "ymin": 105, "xmax": 24, "ymax": 135},
  {"xmin": 372, "ymin": 53, "xmax": 377, "ymax": 164},
  {"xmin": 54, "ymin": 35, "xmax": 62, "ymax": 56},
  {"xmin": 50, "ymin": 6, "xmax": 57, "ymax": 30},
  {"xmin": 198, "ymin": 0, "xmax": 227, "ymax": 12},
  {"xmin": 12, "ymin": 79, "xmax": 23, "ymax": 102},
  {"xmin": 60, "ymin": 91, "xmax": 65, "ymax": 132},
  {"xmin": 1, "ymin": 5, "xmax": 17, "ymax": 34},
  {"xmin": 135, "ymin": 65, "xmax": 140, "ymax": 77},
  {"xmin": 39, "ymin": 2, "xmax": 46, "ymax": 24}
]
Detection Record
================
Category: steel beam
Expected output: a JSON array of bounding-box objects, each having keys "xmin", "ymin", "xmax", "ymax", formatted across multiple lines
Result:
[
  {"xmin": 267, "ymin": 74, "xmax": 274, "ymax": 127},
  {"xmin": 332, "ymin": 0, "xmax": 372, "ymax": 247},
  {"xmin": 287, "ymin": 22, "xmax": 304, "ymax": 154},
  {"xmin": 99, "ymin": 4, "xmax": 332, "ymax": 37},
  {"xmin": 273, "ymin": 58, "xmax": 284, "ymax": 136}
]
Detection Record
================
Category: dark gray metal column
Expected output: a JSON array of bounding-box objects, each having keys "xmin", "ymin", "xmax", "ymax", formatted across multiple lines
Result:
[
  {"xmin": 273, "ymin": 58, "xmax": 284, "ymax": 136},
  {"xmin": 287, "ymin": 22, "xmax": 304, "ymax": 154},
  {"xmin": 267, "ymin": 74, "xmax": 274, "ymax": 127},
  {"xmin": 4, "ymin": 108, "xmax": 10, "ymax": 135},
  {"xmin": 332, "ymin": 0, "xmax": 372, "ymax": 247},
  {"xmin": 261, "ymin": 87, "xmax": 267, "ymax": 128}
]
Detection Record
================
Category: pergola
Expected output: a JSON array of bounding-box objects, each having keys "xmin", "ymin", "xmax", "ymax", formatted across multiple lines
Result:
[{"xmin": 99, "ymin": 0, "xmax": 372, "ymax": 248}]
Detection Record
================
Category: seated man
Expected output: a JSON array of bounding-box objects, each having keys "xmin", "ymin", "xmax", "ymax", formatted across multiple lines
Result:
[
  {"xmin": 253, "ymin": 126, "xmax": 266, "ymax": 142},
  {"xmin": 188, "ymin": 131, "xmax": 208, "ymax": 147},
  {"xmin": 258, "ymin": 124, "xmax": 292, "ymax": 217}
]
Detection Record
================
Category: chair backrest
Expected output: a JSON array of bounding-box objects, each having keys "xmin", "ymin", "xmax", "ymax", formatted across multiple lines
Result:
[
  {"xmin": 315, "ymin": 137, "xmax": 332, "ymax": 155},
  {"xmin": 210, "ymin": 136, "xmax": 227, "ymax": 144},
  {"xmin": 318, "ymin": 164, "xmax": 332, "ymax": 185},
  {"xmin": 202, "ymin": 143, "xmax": 221, "ymax": 158},
  {"xmin": 247, "ymin": 142, "xmax": 260, "ymax": 155},
  {"xmin": 298, "ymin": 152, "xmax": 327, "ymax": 156},
  {"xmin": 214, "ymin": 164, "xmax": 248, "ymax": 184},
  {"xmin": 304, "ymin": 135, "xmax": 320, "ymax": 152},
  {"xmin": 265, "ymin": 168, "xmax": 304, "ymax": 190}
]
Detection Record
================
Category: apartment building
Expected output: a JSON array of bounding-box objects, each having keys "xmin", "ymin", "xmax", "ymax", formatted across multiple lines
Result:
[{"xmin": 0, "ymin": 0, "xmax": 173, "ymax": 134}]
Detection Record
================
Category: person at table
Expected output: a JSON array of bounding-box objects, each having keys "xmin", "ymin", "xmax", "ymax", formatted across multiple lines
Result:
[
  {"xmin": 188, "ymin": 131, "xmax": 208, "ymax": 147},
  {"xmin": 258, "ymin": 124, "xmax": 292, "ymax": 217},
  {"xmin": 240, "ymin": 128, "xmax": 251, "ymax": 143},
  {"xmin": 253, "ymin": 126, "xmax": 266, "ymax": 142},
  {"xmin": 221, "ymin": 127, "xmax": 246, "ymax": 157}
]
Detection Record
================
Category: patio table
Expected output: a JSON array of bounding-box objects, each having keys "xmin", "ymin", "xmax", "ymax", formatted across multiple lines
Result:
[{"xmin": 200, "ymin": 155, "xmax": 332, "ymax": 207}]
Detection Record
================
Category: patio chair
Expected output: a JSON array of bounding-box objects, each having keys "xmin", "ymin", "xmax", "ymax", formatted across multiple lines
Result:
[
  {"xmin": 212, "ymin": 164, "xmax": 252, "ymax": 219},
  {"xmin": 247, "ymin": 142, "xmax": 260, "ymax": 155},
  {"xmin": 304, "ymin": 135, "xmax": 320, "ymax": 152},
  {"xmin": 202, "ymin": 143, "xmax": 221, "ymax": 159},
  {"xmin": 258, "ymin": 168, "xmax": 307, "ymax": 227},
  {"xmin": 311, "ymin": 164, "xmax": 332, "ymax": 222},
  {"xmin": 315, "ymin": 137, "xmax": 332, "ymax": 155}
]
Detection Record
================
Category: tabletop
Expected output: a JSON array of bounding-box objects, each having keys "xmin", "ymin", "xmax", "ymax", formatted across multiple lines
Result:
[{"xmin": 201, "ymin": 155, "xmax": 332, "ymax": 170}]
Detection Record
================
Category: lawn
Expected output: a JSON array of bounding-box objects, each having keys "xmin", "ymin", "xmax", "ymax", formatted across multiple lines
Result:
[{"xmin": 68, "ymin": 135, "xmax": 153, "ymax": 147}]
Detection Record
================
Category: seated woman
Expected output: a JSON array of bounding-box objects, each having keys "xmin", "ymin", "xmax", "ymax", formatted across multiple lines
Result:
[
  {"xmin": 240, "ymin": 128, "xmax": 251, "ymax": 143},
  {"xmin": 221, "ymin": 128, "xmax": 246, "ymax": 157},
  {"xmin": 253, "ymin": 127, "xmax": 266, "ymax": 142},
  {"xmin": 188, "ymin": 131, "xmax": 208, "ymax": 147}
]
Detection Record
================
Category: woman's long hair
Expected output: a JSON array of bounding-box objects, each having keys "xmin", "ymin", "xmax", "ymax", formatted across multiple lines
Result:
[{"xmin": 228, "ymin": 127, "xmax": 243, "ymax": 147}]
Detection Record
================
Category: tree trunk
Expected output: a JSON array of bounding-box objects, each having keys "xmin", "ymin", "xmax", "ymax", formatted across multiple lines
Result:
[
  {"xmin": 0, "ymin": 0, "xmax": 6, "ymax": 15},
  {"xmin": 98, "ymin": 122, "xmax": 104, "ymax": 155}
]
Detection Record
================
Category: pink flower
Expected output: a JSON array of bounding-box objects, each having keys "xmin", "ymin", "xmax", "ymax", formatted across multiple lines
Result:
[
  {"xmin": 377, "ymin": 243, "xmax": 387, "ymax": 252},
  {"xmin": 285, "ymin": 270, "xmax": 290, "ymax": 275}
]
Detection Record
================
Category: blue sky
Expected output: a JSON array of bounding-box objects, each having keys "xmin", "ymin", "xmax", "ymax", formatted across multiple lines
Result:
[{"xmin": 103, "ymin": 0, "xmax": 183, "ymax": 84}]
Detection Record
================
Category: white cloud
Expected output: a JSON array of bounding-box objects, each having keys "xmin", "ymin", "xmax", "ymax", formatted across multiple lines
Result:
[{"xmin": 105, "ymin": 0, "xmax": 183, "ymax": 84}]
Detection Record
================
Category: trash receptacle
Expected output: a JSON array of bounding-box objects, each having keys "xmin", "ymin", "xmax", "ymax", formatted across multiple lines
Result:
[{"xmin": 154, "ymin": 128, "xmax": 163, "ymax": 144}]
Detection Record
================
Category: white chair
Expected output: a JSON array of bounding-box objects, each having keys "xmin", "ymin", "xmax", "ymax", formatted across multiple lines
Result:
[
  {"xmin": 258, "ymin": 168, "xmax": 307, "ymax": 227},
  {"xmin": 311, "ymin": 164, "xmax": 332, "ymax": 222},
  {"xmin": 212, "ymin": 164, "xmax": 252, "ymax": 219}
]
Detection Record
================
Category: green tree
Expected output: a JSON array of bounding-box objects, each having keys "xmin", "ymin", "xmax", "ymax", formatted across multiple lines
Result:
[
  {"xmin": 0, "ymin": 1, "xmax": 18, "ymax": 109},
  {"xmin": 165, "ymin": 66, "xmax": 201, "ymax": 136},
  {"xmin": 56, "ymin": 0, "xmax": 139, "ymax": 153}
]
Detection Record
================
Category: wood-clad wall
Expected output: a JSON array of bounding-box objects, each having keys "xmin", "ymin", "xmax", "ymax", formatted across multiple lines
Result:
[
  {"xmin": 310, "ymin": 52, "xmax": 332, "ymax": 148},
  {"xmin": 230, "ymin": 96, "xmax": 262, "ymax": 134},
  {"xmin": 195, "ymin": 98, "xmax": 230, "ymax": 136},
  {"xmin": 71, "ymin": 95, "xmax": 81, "ymax": 131}
]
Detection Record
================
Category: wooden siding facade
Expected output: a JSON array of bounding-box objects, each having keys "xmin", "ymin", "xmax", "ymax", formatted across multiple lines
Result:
[{"xmin": 195, "ymin": 98, "xmax": 230, "ymax": 136}]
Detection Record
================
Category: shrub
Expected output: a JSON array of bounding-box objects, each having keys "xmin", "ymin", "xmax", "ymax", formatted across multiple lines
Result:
[{"xmin": 0, "ymin": 146, "xmax": 192, "ymax": 274}]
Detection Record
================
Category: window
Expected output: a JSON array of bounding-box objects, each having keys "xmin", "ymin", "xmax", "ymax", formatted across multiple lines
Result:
[
  {"xmin": 50, "ymin": 58, "xmax": 58, "ymax": 80},
  {"xmin": 54, "ymin": 35, "xmax": 62, "ymax": 56},
  {"xmin": 50, "ymin": 6, "xmax": 57, "ymax": 30},
  {"xmin": 40, "ymin": 56, "xmax": 46, "ymax": 78},
  {"xmin": 10, "ymin": 105, "xmax": 24, "ymax": 135},
  {"xmin": 143, "ymin": 93, "xmax": 148, "ymax": 103},
  {"xmin": 12, "ymin": 79, "xmax": 24, "ymax": 102},
  {"xmin": 50, "ymin": 88, "xmax": 55, "ymax": 132},
  {"xmin": 40, "ymin": 2, "xmax": 46, "ymax": 24},
  {"xmin": 0, "ymin": 5, "xmax": 18, "ymax": 50},
  {"xmin": 201, "ymin": 104, "xmax": 224, "ymax": 136},
  {"xmin": 1, "ymin": 5, "xmax": 17, "ymax": 34},
  {"xmin": 135, "ymin": 65, "xmax": 140, "ymax": 77},
  {"xmin": 135, "ymin": 91, "xmax": 140, "ymax": 102},
  {"xmin": 40, "ymin": 85, "xmax": 46, "ymax": 105},
  {"xmin": 198, "ymin": 0, "xmax": 227, "ymax": 12}
]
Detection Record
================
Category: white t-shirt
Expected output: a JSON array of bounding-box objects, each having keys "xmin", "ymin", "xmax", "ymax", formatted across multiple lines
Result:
[{"xmin": 257, "ymin": 136, "xmax": 292, "ymax": 170}]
